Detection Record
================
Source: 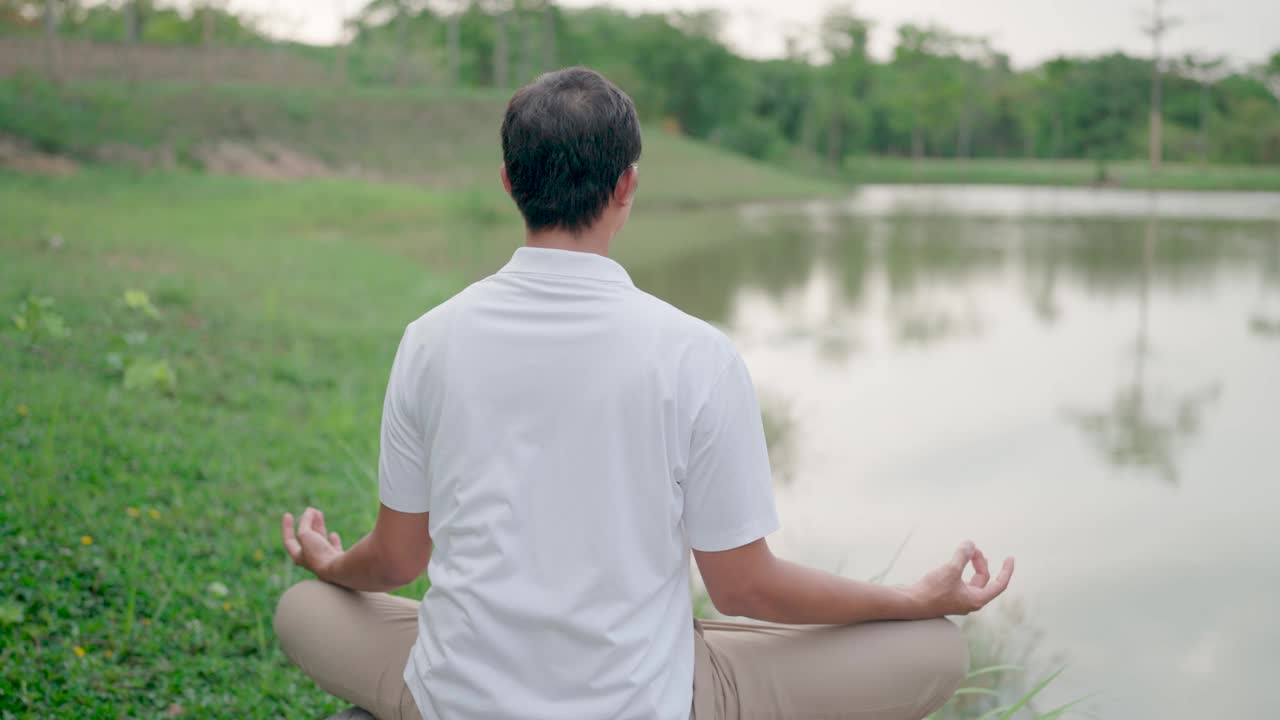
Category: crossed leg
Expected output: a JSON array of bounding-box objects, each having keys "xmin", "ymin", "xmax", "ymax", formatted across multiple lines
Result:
[
  {"xmin": 276, "ymin": 580, "xmax": 967, "ymax": 720},
  {"xmin": 274, "ymin": 579, "xmax": 421, "ymax": 720},
  {"xmin": 692, "ymin": 617, "xmax": 968, "ymax": 719}
]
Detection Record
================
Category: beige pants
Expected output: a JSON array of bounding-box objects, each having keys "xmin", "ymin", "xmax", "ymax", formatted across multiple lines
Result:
[{"xmin": 275, "ymin": 580, "xmax": 968, "ymax": 720}]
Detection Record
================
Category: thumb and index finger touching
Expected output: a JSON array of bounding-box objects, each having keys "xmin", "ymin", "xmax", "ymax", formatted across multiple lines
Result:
[{"xmin": 949, "ymin": 539, "xmax": 1016, "ymax": 607}]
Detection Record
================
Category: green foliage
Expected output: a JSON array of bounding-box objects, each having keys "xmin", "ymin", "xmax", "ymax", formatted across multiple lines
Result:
[
  {"xmin": 11, "ymin": 295, "xmax": 69, "ymax": 343},
  {"xmin": 930, "ymin": 665, "xmax": 1083, "ymax": 720},
  {"xmin": 103, "ymin": 290, "xmax": 176, "ymax": 395},
  {"xmin": 3, "ymin": 3, "xmax": 1279, "ymax": 168},
  {"xmin": 0, "ymin": 599, "xmax": 25, "ymax": 625}
]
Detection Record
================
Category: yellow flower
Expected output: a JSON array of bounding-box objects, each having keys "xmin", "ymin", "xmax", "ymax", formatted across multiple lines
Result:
[
  {"xmin": 126, "ymin": 507, "xmax": 141, "ymax": 518},
  {"xmin": 73, "ymin": 646, "xmax": 86, "ymax": 658},
  {"xmin": 147, "ymin": 509, "xmax": 161, "ymax": 520},
  {"xmin": 252, "ymin": 549, "xmax": 265, "ymax": 562},
  {"xmin": 17, "ymin": 404, "xmax": 29, "ymax": 417},
  {"xmin": 104, "ymin": 649, "xmax": 113, "ymax": 659},
  {"xmin": 80, "ymin": 535, "xmax": 93, "ymax": 546},
  {"xmin": 222, "ymin": 602, "xmax": 232, "ymax": 612}
]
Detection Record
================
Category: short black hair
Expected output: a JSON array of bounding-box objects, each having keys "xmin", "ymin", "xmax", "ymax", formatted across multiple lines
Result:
[{"xmin": 501, "ymin": 67, "xmax": 642, "ymax": 234}]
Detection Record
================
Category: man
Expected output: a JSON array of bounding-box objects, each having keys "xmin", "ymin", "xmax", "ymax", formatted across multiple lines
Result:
[{"xmin": 275, "ymin": 67, "xmax": 1014, "ymax": 720}]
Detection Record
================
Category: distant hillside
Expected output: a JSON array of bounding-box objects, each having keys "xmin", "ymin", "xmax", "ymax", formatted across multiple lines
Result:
[{"xmin": 0, "ymin": 72, "xmax": 839, "ymax": 204}]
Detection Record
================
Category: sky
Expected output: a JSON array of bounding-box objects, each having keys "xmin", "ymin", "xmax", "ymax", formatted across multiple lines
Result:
[{"xmin": 233, "ymin": 0, "xmax": 1279, "ymax": 69}]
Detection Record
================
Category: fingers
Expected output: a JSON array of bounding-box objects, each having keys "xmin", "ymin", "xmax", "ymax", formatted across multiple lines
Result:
[
  {"xmin": 329, "ymin": 531, "xmax": 342, "ymax": 550},
  {"xmin": 969, "ymin": 548, "xmax": 991, "ymax": 589},
  {"xmin": 950, "ymin": 540, "xmax": 976, "ymax": 572},
  {"xmin": 303, "ymin": 507, "xmax": 326, "ymax": 535},
  {"xmin": 281, "ymin": 512, "xmax": 302, "ymax": 562},
  {"xmin": 977, "ymin": 556, "xmax": 1016, "ymax": 605}
]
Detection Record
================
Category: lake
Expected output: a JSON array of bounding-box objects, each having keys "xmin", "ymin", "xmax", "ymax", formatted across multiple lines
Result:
[{"xmin": 626, "ymin": 185, "xmax": 1280, "ymax": 719}]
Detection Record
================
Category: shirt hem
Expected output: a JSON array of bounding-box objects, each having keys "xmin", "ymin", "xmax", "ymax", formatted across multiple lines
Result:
[{"xmin": 689, "ymin": 515, "xmax": 781, "ymax": 553}]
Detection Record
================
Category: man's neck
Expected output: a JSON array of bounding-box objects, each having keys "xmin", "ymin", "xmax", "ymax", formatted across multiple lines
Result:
[{"xmin": 525, "ymin": 226, "xmax": 611, "ymax": 256}]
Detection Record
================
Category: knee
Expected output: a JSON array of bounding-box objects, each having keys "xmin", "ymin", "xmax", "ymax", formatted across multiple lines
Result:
[
  {"xmin": 273, "ymin": 578, "xmax": 330, "ymax": 656},
  {"xmin": 921, "ymin": 618, "xmax": 970, "ymax": 711}
]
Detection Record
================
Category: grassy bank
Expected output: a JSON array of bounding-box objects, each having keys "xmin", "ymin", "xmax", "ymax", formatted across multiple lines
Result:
[
  {"xmin": 847, "ymin": 156, "xmax": 1280, "ymax": 192},
  {"xmin": 1, "ymin": 163, "xmax": 1081, "ymax": 717},
  {"xmin": 0, "ymin": 162, "xmax": 851, "ymax": 716},
  {"xmin": 0, "ymin": 78, "xmax": 838, "ymax": 203}
]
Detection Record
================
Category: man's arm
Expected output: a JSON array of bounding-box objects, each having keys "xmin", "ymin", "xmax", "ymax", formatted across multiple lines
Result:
[
  {"xmin": 694, "ymin": 538, "xmax": 1013, "ymax": 624},
  {"xmin": 281, "ymin": 505, "xmax": 432, "ymax": 593}
]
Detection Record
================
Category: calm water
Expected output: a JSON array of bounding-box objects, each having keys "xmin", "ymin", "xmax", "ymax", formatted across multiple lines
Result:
[{"xmin": 628, "ymin": 185, "xmax": 1280, "ymax": 719}]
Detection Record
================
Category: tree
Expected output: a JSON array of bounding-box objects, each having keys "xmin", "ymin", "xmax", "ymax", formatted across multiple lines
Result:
[
  {"xmin": 1139, "ymin": 0, "xmax": 1181, "ymax": 170},
  {"xmin": 1179, "ymin": 54, "xmax": 1228, "ymax": 163},
  {"xmin": 814, "ymin": 7, "xmax": 872, "ymax": 168},
  {"xmin": 490, "ymin": 0, "xmax": 510, "ymax": 88},
  {"xmin": 881, "ymin": 25, "xmax": 966, "ymax": 159},
  {"xmin": 43, "ymin": 0, "xmax": 63, "ymax": 83}
]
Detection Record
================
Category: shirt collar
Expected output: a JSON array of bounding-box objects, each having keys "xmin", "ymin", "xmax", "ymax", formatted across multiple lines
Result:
[{"xmin": 499, "ymin": 246, "xmax": 634, "ymax": 286}]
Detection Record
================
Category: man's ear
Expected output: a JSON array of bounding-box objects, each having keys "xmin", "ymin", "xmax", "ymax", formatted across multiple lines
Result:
[
  {"xmin": 613, "ymin": 164, "xmax": 639, "ymax": 206},
  {"xmin": 500, "ymin": 164, "xmax": 513, "ymax": 196}
]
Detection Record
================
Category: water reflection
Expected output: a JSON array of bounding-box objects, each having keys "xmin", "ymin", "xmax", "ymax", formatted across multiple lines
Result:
[
  {"xmin": 1062, "ymin": 215, "xmax": 1222, "ymax": 485},
  {"xmin": 629, "ymin": 185, "xmax": 1280, "ymax": 720}
]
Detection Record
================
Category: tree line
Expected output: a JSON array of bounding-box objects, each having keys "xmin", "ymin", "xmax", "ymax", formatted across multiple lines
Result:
[{"xmin": 5, "ymin": 1, "xmax": 1280, "ymax": 170}]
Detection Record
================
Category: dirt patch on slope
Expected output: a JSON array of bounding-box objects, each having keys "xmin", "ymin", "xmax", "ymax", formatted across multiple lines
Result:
[
  {"xmin": 0, "ymin": 134, "xmax": 78, "ymax": 175},
  {"xmin": 194, "ymin": 140, "xmax": 337, "ymax": 180}
]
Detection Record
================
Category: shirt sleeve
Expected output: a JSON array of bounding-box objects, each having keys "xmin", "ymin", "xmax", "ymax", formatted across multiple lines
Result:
[
  {"xmin": 683, "ymin": 353, "xmax": 780, "ymax": 552},
  {"xmin": 378, "ymin": 329, "xmax": 431, "ymax": 513}
]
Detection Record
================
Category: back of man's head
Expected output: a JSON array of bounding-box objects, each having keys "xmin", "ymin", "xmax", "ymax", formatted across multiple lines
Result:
[{"xmin": 501, "ymin": 67, "xmax": 642, "ymax": 235}]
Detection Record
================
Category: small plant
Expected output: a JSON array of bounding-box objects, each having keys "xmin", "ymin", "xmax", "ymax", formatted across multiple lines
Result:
[
  {"xmin": 11, "ymin": 295, "xmax": 69, "ymax": 344},
  {"xmin": 123, "ymin": 359, "xmax": 178, "ymax": 394},
  {"xmin": 106, "ymin": 289, "xmax": 178, "ymax": 395}
]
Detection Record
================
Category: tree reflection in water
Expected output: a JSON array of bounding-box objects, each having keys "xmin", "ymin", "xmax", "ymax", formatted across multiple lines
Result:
[{"xmin": 1063, "ymin": 213, "xmax": 1222, "ymax": 486}]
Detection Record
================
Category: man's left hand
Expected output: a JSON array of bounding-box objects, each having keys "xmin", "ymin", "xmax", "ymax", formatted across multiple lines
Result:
[{"xmin": 282, "ymin": 507, "xmax": 345, "ymax": 579}]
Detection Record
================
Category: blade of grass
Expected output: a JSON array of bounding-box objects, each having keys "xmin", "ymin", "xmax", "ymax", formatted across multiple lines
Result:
[
  {"xmin": 867, "ymin": 529, "xmax": 915, "ymax": 584},
  {"xmin": 968, "ymin": 663, "xmax": 1024, "ymax": 679},
  {"xmin": 1034, "ymin": 695, "xmax": 1093, "ymax": 720},
  {"xmin": 952, "ymin": 687, "xmax": 1002, "ymax": 697},
  {"xmin": 996, "ymin": 667, "xmax": 1066, "ymax": 720}
]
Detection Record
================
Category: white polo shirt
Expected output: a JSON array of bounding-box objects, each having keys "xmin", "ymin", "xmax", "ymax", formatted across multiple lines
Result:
[{"xmin": 379, "ymin": 246, "xmax": 779, "ymax": 720}]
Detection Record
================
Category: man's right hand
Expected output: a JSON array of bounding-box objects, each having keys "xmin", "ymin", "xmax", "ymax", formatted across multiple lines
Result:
[
  {"xmin": 905, "ymin": 541, "xmax": 1015, "ymax": 617},
  {"xmin": 281, "ymin": 507, "xmax": 345, "ymax": 580}
]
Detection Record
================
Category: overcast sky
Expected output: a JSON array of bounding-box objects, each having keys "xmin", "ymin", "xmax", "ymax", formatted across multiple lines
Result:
[{"xmin": 235, "ymin": 0, "xmax": 1279, "ymax": 69}]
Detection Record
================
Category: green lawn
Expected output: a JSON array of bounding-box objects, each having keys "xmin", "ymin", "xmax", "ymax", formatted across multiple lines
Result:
[
  {"xmin": 1, "ymin": 173, "xmax": 473, "ymax": 717},
  {"xmin": 847, "ymin": 155, "xmax": 1280, "ymax": 192},
  {"xmin": 0, "ymin": 78, "xmax": 839, "ymax": 204},
  {"xmin": 0, "ymin": 160, "xmax": 843, "ymax": 717}
]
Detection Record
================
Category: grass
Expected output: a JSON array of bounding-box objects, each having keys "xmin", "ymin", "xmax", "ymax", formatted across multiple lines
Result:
[
  {"xmin": 1, "ymin": 172, "xmax": 473, "ymax": 717},
  {"xmin": 0, "ymin": 159, "xmax": 852, "ymax": 717},
  {"xmin": 847, "ymin": 155, "xmax": 1280, "ymax": 192},
  {"xmin": 0, "ymin": 77, "xmax": 840, "ymax": 203},
  {"xmin": 0, "ymin": 168, "xmax": 1084, "ymax": 718}
]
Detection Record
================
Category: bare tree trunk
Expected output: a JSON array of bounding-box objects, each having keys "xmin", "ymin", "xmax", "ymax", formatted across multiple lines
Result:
[
  {"xmin": 333, "ymin": 0, "xmax": 349, "ymax": 87},
  {"xmin": 126, "ymin": 1, "xmax": 142, "ymax": 44},
  {"xmin": 1148, "ymin": 86, "xmax": 1163, "ymax": 170},
  {"xmin": 447, "ymin": 8, "xmax": 461, "ymax": 87},
  {"xmin": 395, "ymin": 1, "xmax": 411, "ymax": 87},
  {"xmin": 202, "ymin": 2, "xmax": 215, "ymax": 86},
  {"xmin": 1051, "ymin": 112, "xmax": 1063, "ymax": 158},
  {"xmin": 542, "ymin": 1, "xmax": 556, "ymax": 71},
  {"xmin": 825, "ymin": 112, "xmax": 842, "ymax": 170},
  {"xmin": 956, "ymin": 115, "xmax": 973, "ymax": 159},
  {"xmin": 43, "ymin": 0, "xmax": 61, "ymax": 84},
  {"xmin": 1198, "ymin": 80, "xmax": 1210, "ymax": 164},
  {"xmin": 519, "ymin": 4, "xmax": 536, "ymax": 84},
  {"xmin": 493, "ymin": 2, "xmax": 509, "ymax": 88},
  {"xmin": 125, "ymin": 0, "xmax": 143, "ymax": 87}
]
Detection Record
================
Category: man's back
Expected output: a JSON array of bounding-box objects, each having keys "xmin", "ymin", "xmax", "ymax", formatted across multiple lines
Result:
[
  {"xmin": 276, "ymin": 67, "xmax": 1001, "ymax": 720},
  {"xmin": 381, "ymin": 247, "xmax": 779, "ymax": 719}
]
